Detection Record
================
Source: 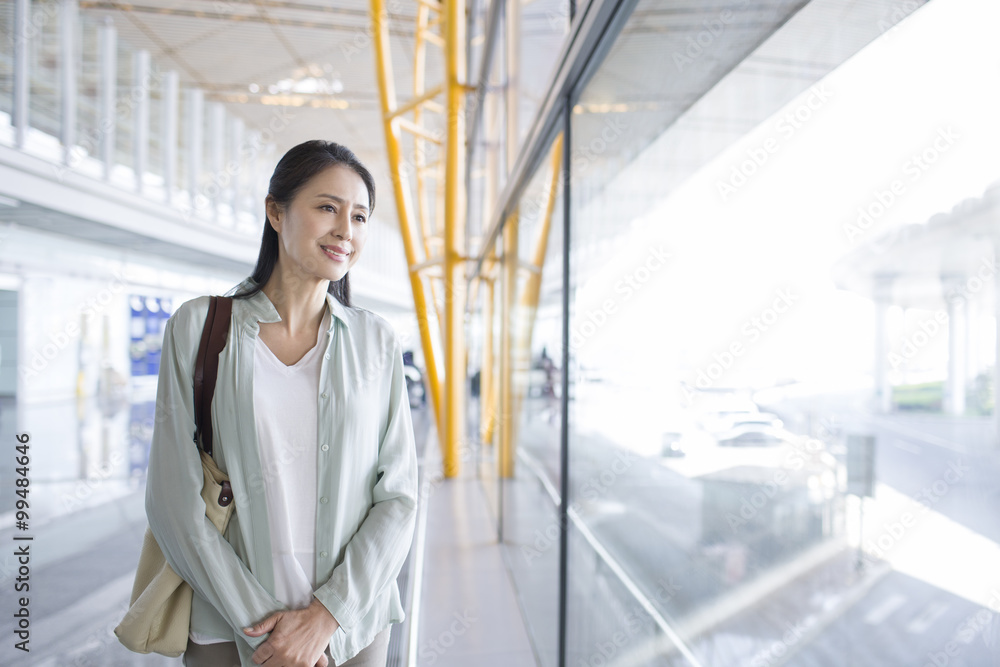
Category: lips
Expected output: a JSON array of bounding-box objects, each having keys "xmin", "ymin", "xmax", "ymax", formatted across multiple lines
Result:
[{"xmin": 321, "ymin": 245, "xmax": 350, "ymax": 260}]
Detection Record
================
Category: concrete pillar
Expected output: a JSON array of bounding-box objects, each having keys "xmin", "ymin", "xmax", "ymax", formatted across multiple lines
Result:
[
  {"xmin": 13, "ymin": 0, "xmax": 30, "ymax": 149},
  {"xmin": 873, "ymin": 275, "xmax": 894, "ymax": 414},
  {"xmin": 209, "ymin": 102, "xmax": 225, "ymax": 220},
  {"xmin": 943, "ymin": 273, "xmax": 967, "ymax": 416},
  {"xmin": 162, "ymin": 71, "xmax": 179, "ymax": 204},
  {"xmin": 187, "ymin": 88, "xmax": 204, "ymax": 213},
  {"xmin": 60, "ymin": 0, "xmax": 78, "ymax": 166},
  {"xmin": 98, "ymin": 19, "xmax": 116, "ymax": 180},
  {"xmin": 132, "ymin": 50, "xmax": 150, "ymax": 193},
  {"xmin": 229, "ymin": 116, "xmax": 244, "ymax": 222},
  {"xmin": 966, "ymin": 293, "xmax": 978, "ymax": 387}
]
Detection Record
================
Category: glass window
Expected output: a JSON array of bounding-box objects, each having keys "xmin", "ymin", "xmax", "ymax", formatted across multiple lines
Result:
[
  {"xmin": 566, "ymin": 0, "xmax": 999, "ymax": 664},
  {"xmin": 500, "ymin": 130, "xmax": 565, "ymax": 667},
  {"xmin": 0, "ymin": 1, "xmax": 12, "ymax": 121}
]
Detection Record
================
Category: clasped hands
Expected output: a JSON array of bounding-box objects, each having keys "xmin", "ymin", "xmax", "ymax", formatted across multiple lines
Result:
[{"xmin": 244, "ymin": 596, "xmax": 340, "ymax": 667}]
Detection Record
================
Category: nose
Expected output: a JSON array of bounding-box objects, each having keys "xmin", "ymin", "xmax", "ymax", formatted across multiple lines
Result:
[{"xmin": 334, "ymin": 209, "xmax": 352, "ymax": 241}]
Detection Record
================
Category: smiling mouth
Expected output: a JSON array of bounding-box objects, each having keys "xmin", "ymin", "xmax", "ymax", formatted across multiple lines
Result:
[{"xmin": 322, "ymin": 246, "xmax": 350, "ymax": 260}]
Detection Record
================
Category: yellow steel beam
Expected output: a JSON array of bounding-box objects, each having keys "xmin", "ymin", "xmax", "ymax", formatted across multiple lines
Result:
[
  {"xmin": 410, "ymin": 2, "xmax": 447, "ymax": 352},
  {"xmin": 510, "ymin": 134, "xmax": 564, "ymax": 438},
  {"xmin": 480, "ymin": 77, "xmax": 502, "ymax": 447},
  {"xmin": 480, "ymin": 258, "xmax": 496, "ymax": 447},
  {"xmin": 370, "ymin": 0, "xmax": 444, "ymax": 447},
  {"xmin": 397, "ymin": 117, "xmax": 444, "ymax": 143},
  {"xmin": 387, "ymin": 83, "xmax": 446, "ymax": 120},
  {"xmin": 499, "ymin": 210, "xmax": 518, "ymax": 477},
  {"xmin": 443, "ymin": 0, "xmax": 466, "ymax": 478}
]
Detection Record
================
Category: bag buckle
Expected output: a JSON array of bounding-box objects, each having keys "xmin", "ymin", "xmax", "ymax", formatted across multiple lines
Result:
[{"xmin": 218, "ymin": 481, "xmax": 233, "ymax": 507}]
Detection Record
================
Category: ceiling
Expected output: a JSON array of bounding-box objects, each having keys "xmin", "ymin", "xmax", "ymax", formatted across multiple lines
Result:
[{"xmin": 78, "ymin": 0, "xmax": 439, "ymax": 226}]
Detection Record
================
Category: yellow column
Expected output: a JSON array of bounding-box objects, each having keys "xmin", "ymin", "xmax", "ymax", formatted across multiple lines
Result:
[
  {"xmin": 500, "ymin": 212, "xmax": 518, "ymax": 477},
  {"xmin": 443, "ymin": 0, "xmax": 466, "ymax": 478},
  {"xmin": 370, "ymin": 0, "xmax": 445, "ymax": 446}
]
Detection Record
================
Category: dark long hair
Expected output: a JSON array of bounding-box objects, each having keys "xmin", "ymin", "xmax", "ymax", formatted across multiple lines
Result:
[{"xmin": 230, "ymin": 140, "xmax": 376, "ymax": 306}]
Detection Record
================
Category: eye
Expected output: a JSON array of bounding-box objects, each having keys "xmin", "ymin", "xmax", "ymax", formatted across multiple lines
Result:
[
  {"xmin": 320, "ymin": 204, "xmax": 336, "ymax": 213},
  {"xmin": 354, "ymin": 214, "xmax": 367, "ymax": 223}
]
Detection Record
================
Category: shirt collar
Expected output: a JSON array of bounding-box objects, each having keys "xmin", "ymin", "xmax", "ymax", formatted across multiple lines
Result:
[{"xmin": 235, "ymin": 277, "xmax": 350, "ymax": 333}]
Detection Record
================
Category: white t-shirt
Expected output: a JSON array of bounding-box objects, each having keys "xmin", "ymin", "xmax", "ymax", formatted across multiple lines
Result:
[{"xmin": 189, "ymin": 306, "xmax": 329, "ymax": 645}]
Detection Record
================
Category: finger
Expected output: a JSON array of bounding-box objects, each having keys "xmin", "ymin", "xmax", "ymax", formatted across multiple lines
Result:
[
  {"xmin": 245, "ymin": 614, "xmax": 280, "ymax": 637},
  {"xmin": 316, "ymin": 652, "xmax": 329, "ymax": 667},
  {"xmin": 251, "ymin": 642, "xmax": 273, "ymax": 665}
]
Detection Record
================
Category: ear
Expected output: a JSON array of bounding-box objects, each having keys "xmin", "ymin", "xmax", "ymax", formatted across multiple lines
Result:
[{"xmin": 265, "ymin": 196, "xmax": 283, "ymax": 233}]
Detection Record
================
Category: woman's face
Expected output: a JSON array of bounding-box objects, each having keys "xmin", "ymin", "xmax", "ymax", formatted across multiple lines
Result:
[{"xmin": 267, "ymin": 163, "xmax": 370, "ymax": 286}]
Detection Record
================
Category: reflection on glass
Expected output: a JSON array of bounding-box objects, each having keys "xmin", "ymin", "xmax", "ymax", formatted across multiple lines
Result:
[
  {"xmin": 480, "ymin": 132, "xmax": 565, "ymax": 667},
  {"xmin": 567, "ymin": 0, "xmax": 999, "ymax": 665}
]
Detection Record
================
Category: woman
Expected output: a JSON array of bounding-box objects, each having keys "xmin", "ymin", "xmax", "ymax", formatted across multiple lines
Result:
[{"xmin": 145, "ymin": 140, "xmax": 419, "ymax": 667}]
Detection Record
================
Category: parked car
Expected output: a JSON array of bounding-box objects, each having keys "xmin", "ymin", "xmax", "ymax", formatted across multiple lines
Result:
[{"xmin": 714, "ymin": 423, "xmax": 794, "ymax": 447}]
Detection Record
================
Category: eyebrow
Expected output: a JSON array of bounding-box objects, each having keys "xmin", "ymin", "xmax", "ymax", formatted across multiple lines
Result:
[{"xmin": 316, "ymin": 193, "xmax": 369, "ymax": 213}]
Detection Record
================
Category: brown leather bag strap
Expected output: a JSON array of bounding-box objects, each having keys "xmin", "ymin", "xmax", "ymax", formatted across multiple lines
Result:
[{"xmin": 192, "ymin": 295, "xmax": 233, "ymax": 458}]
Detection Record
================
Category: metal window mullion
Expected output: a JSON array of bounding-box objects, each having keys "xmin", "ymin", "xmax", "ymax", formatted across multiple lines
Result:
[
  {"xmin": 132, "ymin": 49, "xmax": 150, "ymax": 193},
  {"xmin": 465, "ymin": 0, "xmax": 504, "ymax": 154},
  {"xmin": 471, "ymin": 0, "xmax": 638, "ymax": 279},
  {"xmin": 162, "ymin": 70, "xmax": 178, "ymax": 203},
  {"xmin": 12, "ymin": 0, "xmax": 30, "ymax": 148},
  {"xmin": 60, "ymin": 0, "xmax": 78, "ymax": 165},
  {"xmin": 99, "ymin": 18, "xmax": 116, "ymax": 180},
  {"xmin": 557, "ymin": 98, "xmax": 571, "ymax": 667}
]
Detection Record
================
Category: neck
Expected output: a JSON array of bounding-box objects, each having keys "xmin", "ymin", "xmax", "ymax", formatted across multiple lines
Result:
[{"xmin": 260, "ymin": 264, "xmax": 329, "ymax": 337}]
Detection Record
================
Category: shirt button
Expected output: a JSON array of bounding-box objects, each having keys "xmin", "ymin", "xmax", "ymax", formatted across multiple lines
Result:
[
  {"xmin": 321, "ymin": 444, "xmax": 329, "ymax": 452},
  {"xmin": 321, "ymin": 392, "xmax": 328, "ymax": 399},
  {"xmin": 324, "ymin": 353, "xmax": 330, "ymax": 360},
  {"xmin": 320, "ymin": 496, "xmax": 328, "ymax": 504},
  {"xmin": 320, "ymin": 551, "xmax": 328, "ymax": 558}
]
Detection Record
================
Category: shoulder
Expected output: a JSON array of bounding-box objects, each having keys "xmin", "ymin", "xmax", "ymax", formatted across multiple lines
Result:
[
  {"xmin": 341, "ymin": 305, "xmax": 401, "ymax": 351},
  {"xmin": 166, "ymin": 296, "xmax": 213, "ymax": 347}
]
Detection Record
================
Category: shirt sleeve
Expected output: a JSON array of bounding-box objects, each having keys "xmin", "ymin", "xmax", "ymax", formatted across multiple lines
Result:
[
  {"xmin": 145, "ymin": 309, "xmax": 286, "ymax": 650},
  {"xmin": 312, "ymin": 336, "xmax": 419, "ymax": 632}
]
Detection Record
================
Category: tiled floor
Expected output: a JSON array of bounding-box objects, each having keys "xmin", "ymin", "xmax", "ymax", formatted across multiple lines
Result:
[{"xmin": 414, "ymin": 441, "xmax": 537, "ymax": 667}]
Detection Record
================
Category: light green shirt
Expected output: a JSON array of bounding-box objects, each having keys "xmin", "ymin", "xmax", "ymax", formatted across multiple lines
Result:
[{"xmin": 145, "ymin": 277, "xmax": 419, "ymax": 665}]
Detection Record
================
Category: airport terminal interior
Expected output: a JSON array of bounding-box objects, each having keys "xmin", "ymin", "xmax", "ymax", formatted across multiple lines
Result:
[{"xmin": 1, "ymin": 0, "xmax": 1000, "ymax": 665}]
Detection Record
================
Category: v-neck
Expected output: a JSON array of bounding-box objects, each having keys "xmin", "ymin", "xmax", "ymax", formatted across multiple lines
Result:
[{"xmin": 256, "ymin": 307, "xmax": 329, "ymax": 373}]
